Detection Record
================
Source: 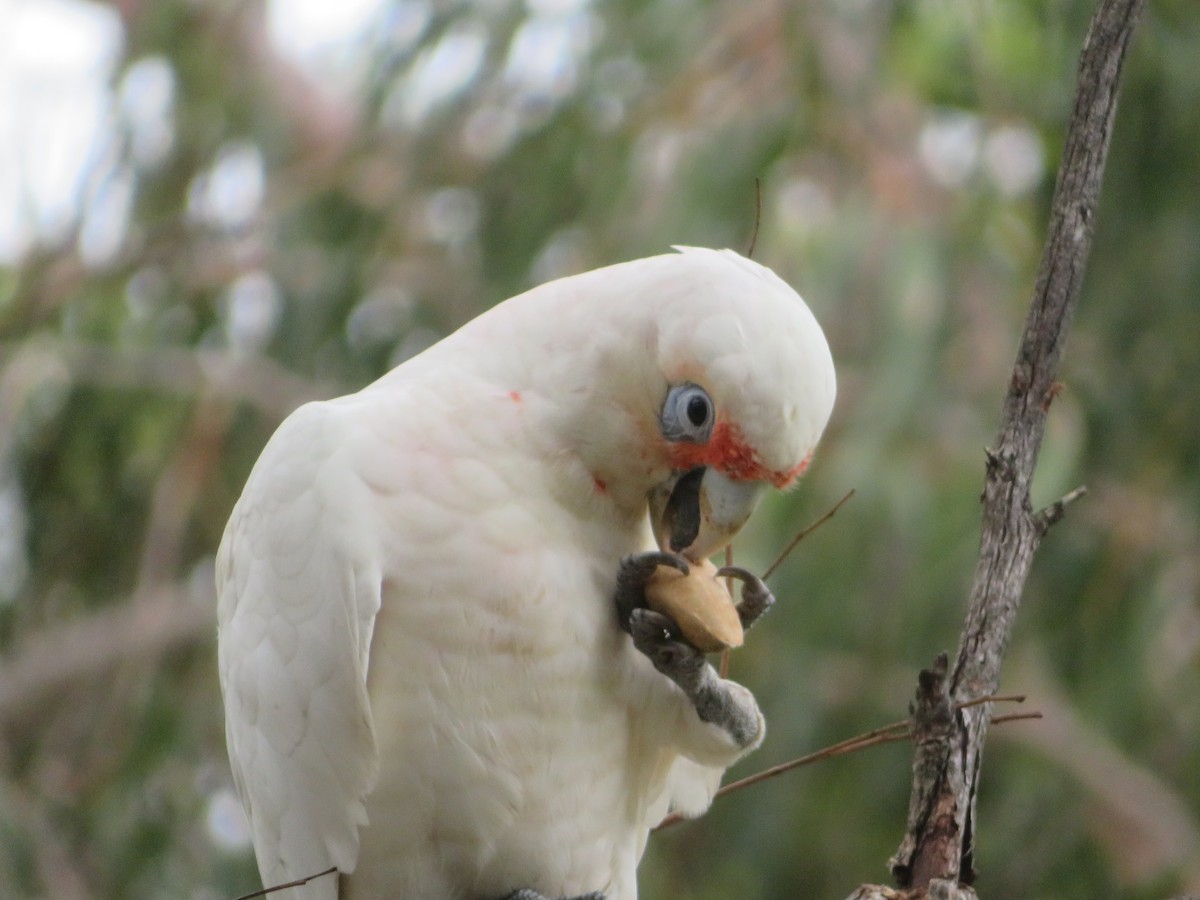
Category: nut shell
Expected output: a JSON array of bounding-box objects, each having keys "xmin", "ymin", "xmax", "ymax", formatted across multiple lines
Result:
[{"xmin": 645, "ymin": 558, "xmax": 744, "ymax": 653}]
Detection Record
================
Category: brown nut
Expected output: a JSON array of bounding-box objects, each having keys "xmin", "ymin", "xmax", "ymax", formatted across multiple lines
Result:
[{"xmin": 645, "ymin": 557, "xmax": 744, "ymax": 653}]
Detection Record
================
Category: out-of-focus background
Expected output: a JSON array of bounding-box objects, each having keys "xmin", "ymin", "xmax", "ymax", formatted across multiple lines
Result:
[{"xmin": 1, "ymin": 0, "xmax": 1197, "ymax": 897}]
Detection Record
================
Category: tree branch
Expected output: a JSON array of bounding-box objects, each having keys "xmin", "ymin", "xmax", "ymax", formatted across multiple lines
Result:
[
  {"xmin": 852, "ymin": 0, "xmax": 1146, "ymax": 894},
  {"xmin": 0, "ymin": 340, "xmax": 338, "ymax": 423},
  {"xmin": 0, "ymin": 585, "xmax": 213, "ymax": 729}
]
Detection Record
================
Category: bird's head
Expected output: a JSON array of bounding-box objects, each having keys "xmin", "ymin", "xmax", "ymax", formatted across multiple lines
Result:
[
  {"xmin": 495, "ymin": 246, "xmax": 835, "ymax": 562},
  {"xmin": 636, "ymin": 249, "xmax": 835, "ymax": 561}
]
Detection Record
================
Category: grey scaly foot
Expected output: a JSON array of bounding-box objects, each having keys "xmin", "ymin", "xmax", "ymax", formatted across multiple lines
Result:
[
  {"xmin": 715, "ymin": 565, "xmax": 775, "ymax": 631},
  {"xmin": 628, "ymin": 608, "xmax": 763, "ymax": 749},
  {"xmin": 614, "ymin": 550, "xmax": 688, "ymax": 633},
  {"xmin": 499, "ymin": 891, "xmax": 605, "ymax": 900}
]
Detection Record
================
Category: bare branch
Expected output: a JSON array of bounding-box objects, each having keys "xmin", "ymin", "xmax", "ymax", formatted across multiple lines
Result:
[
  {"xmin": 873, "ymin": 0, "xmax": 1146, "ymax": 893},
  {"xmin": 1034, "ymin": 484, "xmax": 1088, "ymax": 534},
  {"xmin": 0, "ymin": 340, "xmax": 338, "ymax": 423},
  {"xmin": 0, "ymin": 585, "xmax": 213, "ymax": 729}
]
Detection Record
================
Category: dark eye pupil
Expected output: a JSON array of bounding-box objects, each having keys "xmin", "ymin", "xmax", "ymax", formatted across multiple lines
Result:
[{"xmin": 686, "ymin": 395, "xmax": 709, "ymax": 428}]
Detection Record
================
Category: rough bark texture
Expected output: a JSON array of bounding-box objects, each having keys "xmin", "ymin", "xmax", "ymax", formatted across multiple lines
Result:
[
  {"xmin": 892, "ymin": 655, "xmax": 960, "ymax": 887},
  {"xmin": 850, "ymin": 0, "xmax": 1145, "ymax": 896}
]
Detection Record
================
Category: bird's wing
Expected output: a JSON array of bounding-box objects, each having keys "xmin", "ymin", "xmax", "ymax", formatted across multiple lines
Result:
[{"xmin": 217, "ymin": 401, "xmax": 381, "ymax": 900}]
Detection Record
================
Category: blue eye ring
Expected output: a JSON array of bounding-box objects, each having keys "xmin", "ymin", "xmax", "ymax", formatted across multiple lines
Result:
[{"xmin": 660, "ymin": 383, "xmax": 715, "ymax": 443}]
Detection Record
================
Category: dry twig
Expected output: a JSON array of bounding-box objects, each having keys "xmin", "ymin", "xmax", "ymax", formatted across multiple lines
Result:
[
  {"xmin": 655, "ymin": 696, "xmax": 1037, "ymax": 832},
  {"xmin": 763, "ymin": 488, "xmax": 855, "ymax": 580},
  {"xmin": 232, "ymin": 866, "xmax": 338, "ymax": 900},
  {"xmin": 864, "ymin": 0, "xmax": 1146, "ymax": 894}
]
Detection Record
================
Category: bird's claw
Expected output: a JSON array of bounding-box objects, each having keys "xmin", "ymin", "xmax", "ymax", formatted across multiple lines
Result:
[
  {"xmin": 500, "ymin": 891, "xmax": 605, "ymax": 900},
  {"xmin": 620, "ymin": 568, "xmax": 765, "ymax": 751},
  {"xmin": 629, "ymin": 609, "xmax": 762, "ymax": 748},
  {"xmin": 714, "ymin": 565, "xmax": 776, "ymax": 630},
  {"xmin": 614, "ymin": 550, "xmax": 689, "ymax": 633},
  {"xmin": 629, "ymin": 608, "xmax": 704, "ymax": 686}
]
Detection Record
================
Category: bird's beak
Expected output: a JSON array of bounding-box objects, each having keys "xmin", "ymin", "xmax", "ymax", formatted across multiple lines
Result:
[{"xmin": 648, "ymin": 467, "xmax": 766, "ymax": 562}]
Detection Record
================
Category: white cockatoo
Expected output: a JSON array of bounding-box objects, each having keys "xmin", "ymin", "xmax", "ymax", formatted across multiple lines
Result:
[{"xmin": 217, "ymin": 247, "xmax": 835, "ymax": 900}]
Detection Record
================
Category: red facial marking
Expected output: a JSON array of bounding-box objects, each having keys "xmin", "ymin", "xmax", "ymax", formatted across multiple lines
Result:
[
  {"xmin": 783, "ymin": 452, "xmax": 813, "ymax": 486},
  {"xmin": 592, "ymin": 475, "xmax": 608, "ymax": 495},
  {"xmin": 667, "ymin": 421, "xmax": 811, "ymax": 489},
  {"xmin": 508, "ymin": 390, "xmax": 523, "ymax": 403}
]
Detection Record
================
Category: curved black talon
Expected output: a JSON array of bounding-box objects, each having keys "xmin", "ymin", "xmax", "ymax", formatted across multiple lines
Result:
[
  {"xmin": 633, "ymin": 551, "xmax": 690, "ymax": 576},
  {"xmin": 715, "ymin": 566, "xmax": 775, "ymax": 631},
  {"xmin": 714, "ymin": 565, "xmax": 758, "ymax": 583},
  {"xmin": 614, "ymin": 550, "xmax": 690, "ymax": 633}
]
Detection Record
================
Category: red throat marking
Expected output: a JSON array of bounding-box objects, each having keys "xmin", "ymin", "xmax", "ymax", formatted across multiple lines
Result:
[{"xmin": 666, "ymin": 421, "xmax": 811, "ymax": 488}]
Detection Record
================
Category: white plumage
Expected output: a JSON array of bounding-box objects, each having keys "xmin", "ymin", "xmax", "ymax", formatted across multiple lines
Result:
[{"xmin": 217, "ymin": 247, "xmax": 835, "ymax": 899}]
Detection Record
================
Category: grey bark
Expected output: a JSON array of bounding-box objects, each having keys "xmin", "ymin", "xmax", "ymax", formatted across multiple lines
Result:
[{"xmin": 848, "ymin": 0, "xmax": 1145, "ymax": 895}]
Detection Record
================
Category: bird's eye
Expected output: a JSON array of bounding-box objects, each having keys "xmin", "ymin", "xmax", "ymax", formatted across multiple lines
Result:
[{"xmin": 661, "ymin": 383, "xmax": 715, "ymax": 442}]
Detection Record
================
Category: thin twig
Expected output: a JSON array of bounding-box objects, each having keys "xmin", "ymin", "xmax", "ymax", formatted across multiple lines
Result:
[
  {"xmin": 720, "ymin": 544, "xmax": 734, "ymax": 679},
  {"xmin": 655, "ymin": 721, "xmax": 911, "ymax": 831},
  {"xmin": 655, "ymin": 698, "xmax": 1040, "ymax": 832},
  {"xmin": 762, "ymin": 488, "xmax": 855, "ymax": 580},
  {"xmin": 746, "ymin": 177, "xmax": 762, "ymax": 259},
  {"xmin": 956, "ymin": 693, "xmax": 1026, "ymax": 710},
  {"xmin": 716, "ymin": 724, "xmax": 912, "ymax": 795},
  {"xmin": 1035, "ymin": 484, "xmax": 1089, "ymax": 533},
  {"xmin": 232, "ymin": 866, "xmax": 338, "ymax": 900},
  {"xmin": 991, "ymin": 711, "xmax": 1043, "ymax": 726}
]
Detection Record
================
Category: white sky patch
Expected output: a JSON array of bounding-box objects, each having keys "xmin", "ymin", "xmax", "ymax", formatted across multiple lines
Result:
[
  {"xmin": 460, "ymin": 6, "xmax": 597, "ymax": 158},
  {"xmin": 384, "ymin": 21, "xmax": 489, "ymax": 128},
  {"xmin": 223, "ymin": 270, "xmax": 282, "ymax": 352},
  {"xmin": 0, "ymin": 0, "xmax": 123, "ymax": 263},
  {"xmin": 268, "ymin": 0, "xmax": 381, "ymax": 56},
  {"xmin": 268, "ymin": 0, "xmax": 386, "ymax": 63},
  {"xmin": 118, "ymin": 56, "xmax": 176, "ymax": 169},
  {"xmin": 918, "ymin": 109, "xmax": 982, "ymax": 189},
  {"xmin": 527, "ymin": 0, "xmax": 594, "ymax": 13},
  {"xmin": 205, "ymin": 787, "xmax": 252, "ymax": 852},
  {"xmin": 266, "ymin": 0, "xmax": 430, "ymax": 95},
  {"xmin": 0, "ymin": 0, "xmax": 404, "ymax": 265},
  {"xmin": 0, "ymin": 0, "xmax": 606, "ymax": 264},
  {"xmin": 78, "ymin": 163, "xmax": 135, "ymax": 266},
  {"xmin": 187, "ymin": 141, "xmax": 265, "ymax": 231},
  {"xmin": 503, "ymin": 10, "xmax": 594, "ymax": 102}
]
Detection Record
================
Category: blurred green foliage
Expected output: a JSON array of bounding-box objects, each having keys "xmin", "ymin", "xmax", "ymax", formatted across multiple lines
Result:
[{"xmin": 1, "ymin": 0, "xmax": 1197, "ymax": 898}]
